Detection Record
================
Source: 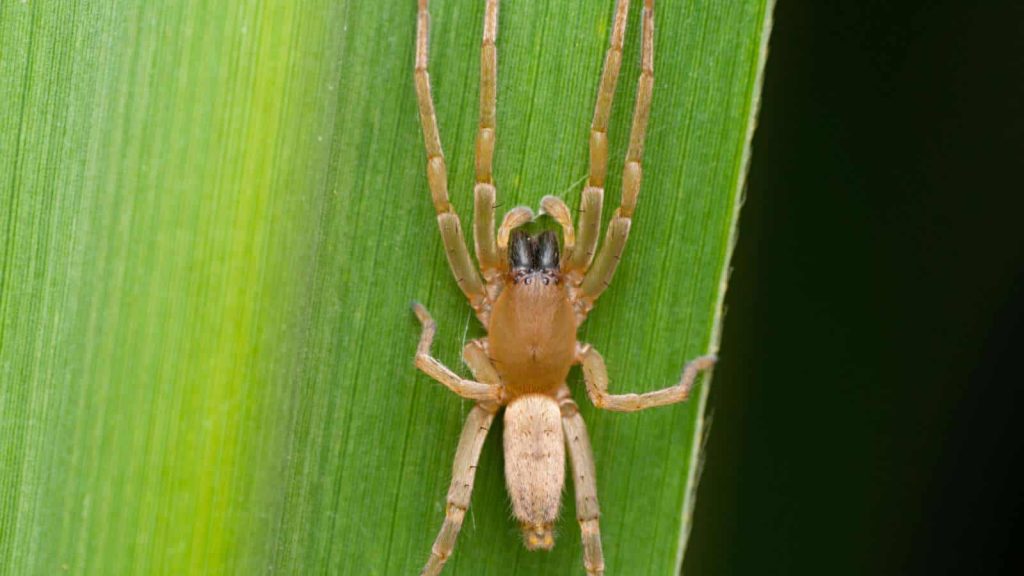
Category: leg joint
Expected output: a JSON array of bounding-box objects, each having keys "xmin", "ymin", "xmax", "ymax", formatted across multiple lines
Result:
[{"xmin": 558, "ymin": 395, "xmax": 580, "ymax": 417}]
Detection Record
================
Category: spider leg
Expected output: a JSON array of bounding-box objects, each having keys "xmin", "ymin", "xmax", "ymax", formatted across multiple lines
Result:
[
  {"xmin": 413, "ymin": 303, "xmax": 505, "ymax": 404},
  {"xmin": 422, "ymin": 403, "xmax": 498, "ymax": 576},
  {"xmin": 417, "ymin": 0, "xmax": 488, "ymax": 316},
  {"xmin": 565, "ymin": 0, "xmax": 631, "ymax": 274},
  {"xmin": 462, "ymin": 338, "xmax": 499, "ymax": 383},
  {"xmin": 474, "ymin": 0, "xmax": 502, "ymax": 280},
  {"xmin": 566, "ymin": 186, "xmax": 605, "ymax": 277},
  {"xmin": 579, "ymin": 0, "xmax": 656, "ymax": 303},
  {"xmin": 474, "ymin": 183, "xmax": 499, "ymax": 281},
  {"xmin": 462, "ymin": 338, "xmax": 504, "ymax": 411},
  {"xmin": 558, "ymin": 388, "xmax": 605, "ymax": 576},
  {"xmin": 577, "ymin": 342, "xmax": 716, "ymax": 412}
]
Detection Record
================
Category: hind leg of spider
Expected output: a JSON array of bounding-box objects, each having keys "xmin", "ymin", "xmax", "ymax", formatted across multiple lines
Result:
[
  {"xmin": 413, "ymin": 303, "xmax": 505, "ymax": 404},
  {"xmin": 422, "ymin": 403, "xmax": 498, "ymax": 576},
  {"xmin": 558, "ymin": 388, "xmax": 605, "ymax": 576}
]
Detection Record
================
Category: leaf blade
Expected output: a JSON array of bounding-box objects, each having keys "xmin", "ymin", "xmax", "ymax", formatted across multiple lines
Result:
[{"xmin": 0, "ymin": 0, "xmax": 772, "ymax": 574}]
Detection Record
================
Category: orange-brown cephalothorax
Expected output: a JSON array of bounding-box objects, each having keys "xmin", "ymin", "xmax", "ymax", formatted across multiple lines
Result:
[{"xmin": 488, "ymin": 231, "xmax": 576, "ymax": 397}]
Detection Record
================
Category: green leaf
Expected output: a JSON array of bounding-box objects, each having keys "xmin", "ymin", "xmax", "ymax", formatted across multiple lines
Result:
[{"xmin": 0, "ymin": 1, "xmax": 771, "ymax": 574}]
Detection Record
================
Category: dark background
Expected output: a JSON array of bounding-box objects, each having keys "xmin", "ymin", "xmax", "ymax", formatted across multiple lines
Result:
[{"xmin": 685, "ymin": 1, "xmax": 1024, "ymax": 574}]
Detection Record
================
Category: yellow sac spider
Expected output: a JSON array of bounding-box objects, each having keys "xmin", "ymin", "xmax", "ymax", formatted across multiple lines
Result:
[{"xmin": 411, "ymin": 1, "xmax": 716, "ymax": 574}]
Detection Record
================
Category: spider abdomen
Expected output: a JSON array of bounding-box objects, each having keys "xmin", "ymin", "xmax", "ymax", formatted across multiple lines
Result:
[{"xmin": 503, "ymin": 394, "xmax": 565, "ymax": 550}]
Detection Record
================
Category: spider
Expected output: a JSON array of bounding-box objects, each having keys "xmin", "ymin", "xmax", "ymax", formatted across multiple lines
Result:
[{"xmin": 411, "ymin": 0, "xmax": 716, "ymax": 574}]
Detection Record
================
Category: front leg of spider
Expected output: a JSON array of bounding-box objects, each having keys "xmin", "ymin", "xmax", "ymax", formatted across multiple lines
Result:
[{"xmin": 411, "ymin": 1, "xmax": 716, "ymax": 575}]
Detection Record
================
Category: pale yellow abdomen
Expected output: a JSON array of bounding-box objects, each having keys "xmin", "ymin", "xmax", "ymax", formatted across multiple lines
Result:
[{"xmin": 503, "ymin": 394, "xmax": 565, "ymax": 550}]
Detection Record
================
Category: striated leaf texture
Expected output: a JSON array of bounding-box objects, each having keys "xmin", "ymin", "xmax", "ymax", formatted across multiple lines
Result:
[{"xmin": 0, "ymin": 1, "xmax": 771, "ymax": 574}]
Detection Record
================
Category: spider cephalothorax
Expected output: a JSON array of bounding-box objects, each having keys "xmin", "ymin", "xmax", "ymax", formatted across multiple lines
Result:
[
  {"xmin": 411, "ymin": 1, "xmax": 717, "ymax": 575},
  {"xmin": 491, "ymin": 229, "xmax": 576, "ymax": 394}
]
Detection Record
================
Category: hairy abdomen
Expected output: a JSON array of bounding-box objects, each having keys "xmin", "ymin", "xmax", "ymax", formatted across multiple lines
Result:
[{"xmin": 503, "ymin": 394, "xmax": 565, "ymax": 550}]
